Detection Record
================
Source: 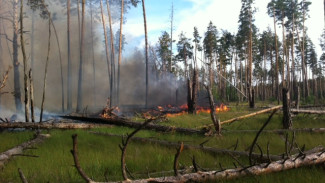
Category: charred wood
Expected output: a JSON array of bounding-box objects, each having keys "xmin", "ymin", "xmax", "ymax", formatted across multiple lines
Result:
[{"xmin": 61, "ymin": 116, "xmax": 208, "ymax": 135}]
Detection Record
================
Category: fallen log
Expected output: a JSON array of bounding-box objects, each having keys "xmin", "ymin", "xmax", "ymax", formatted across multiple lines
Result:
[
  {"xmin": 0, "ymin": 122, "xmax": 110, "ymax": 129},
  {"xmin": 0, "ymin": 134, "xmax": 50, "ymax": 169},
  {"xmin": 61, "ymin": 116, "xmax": 208, "ymax": 135},
  {"xmin": 122, "ymin": 146, "xmax": 325, "ymax": 183},
  {"xmin": 89, "ymin": 131, "xmax": 282, "ymax": 162},
  {"xmin": 224, "ymin": 128, "xmax": 325, "ymax": 134},
  {"xmin": 291, "ymin": 109, "xmax": 325, "ymax": 115},
  {"xmin": 220, "ymin": 105, "xmax": 282, "ymax": 125}
]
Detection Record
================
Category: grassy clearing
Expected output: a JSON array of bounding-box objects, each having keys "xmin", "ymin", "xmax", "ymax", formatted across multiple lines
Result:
[{"xmin": 0, "ymin": 103, "xmax": 325, "ymax": 182}]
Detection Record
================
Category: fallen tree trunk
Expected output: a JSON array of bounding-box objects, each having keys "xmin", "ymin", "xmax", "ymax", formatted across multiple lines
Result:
[
  {"xmin": 62, "ymin": 116, "xmax": 208, "ymax": 135},
  {"xmin": 220, "ymin": 105, "xmax": 282, "ymax": 125},
  {"xmin": 224, "ymin": 128, "xmax": 325, "ymax": 134},
  {"xmin": 89, "ymin": 131, "xmax": 282, "ymax": 162},
  {"xmin": 0, "ymin": 134, "xmax": 50, "ymax": 168},
  {"xmin": 291, "ymin": 109, "xmax": 325, "ymax": 114},
  {"xmin": 123, "ymin": 147, "xmax": 325, "ymax": 183},
  {"xmin": 0, "ymin": 122, "xmax": 109, "ymax": 129}
]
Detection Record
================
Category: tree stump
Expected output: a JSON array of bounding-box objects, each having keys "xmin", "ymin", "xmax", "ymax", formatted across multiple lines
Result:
[{"xmin": 283, "ymin": 88, "xmax": 292, "ymax": 129}]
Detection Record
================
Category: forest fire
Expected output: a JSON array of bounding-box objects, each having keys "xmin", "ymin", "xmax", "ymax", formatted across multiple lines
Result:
[{"xmin": 158, "ymin": 103, "xmax": 229, "ymax": 118}]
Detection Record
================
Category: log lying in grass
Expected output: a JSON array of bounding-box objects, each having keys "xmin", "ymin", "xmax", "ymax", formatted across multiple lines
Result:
[
  {"xmin": 62, "ymin": 116, "xmax": 208, "ymax": 135},
  {"xmin": 291, "ymin": 109, "xmax": 325, "ymax": 115},
  {"xmin": 89, "ymin": 131, "xmax": 282, "ymax": 162},
  {"xmin": 124, "ymin": 147, "xmax": 325, "ymax": 183},
  {"xmin": 220, "ymin": 105, "xmax": 282, "ymax": 125},
  {"xmin": 0, "ymin": 134, "xmax": 50, "ymax": 168},
  {"xmin": 224, "ymin": 128, "xmax": 325, "ymax": 134},
  {"xmin": 0, "ymin": 122, "xmax": 110, "ymax": 129}
]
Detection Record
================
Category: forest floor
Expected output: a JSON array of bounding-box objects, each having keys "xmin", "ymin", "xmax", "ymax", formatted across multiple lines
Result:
[{"xmin": 0, "ymin": 102, "xmax": 325, "ymax": 182}]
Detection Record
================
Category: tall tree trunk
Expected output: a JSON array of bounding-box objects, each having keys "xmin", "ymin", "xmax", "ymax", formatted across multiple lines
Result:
[
  {"xmin": 0, "ymin": 17, "xmax": 2, "ymax": 108},
  {"xmin": 281, "ymin": 12, "xmax": 287, "ymax": 88},
  {"xmin": 106, "ymin": 0, "xmax": 115, "ymax": 108},
  {"xmin": 13, "ymin": 0, "xmax": 22, "ymax": 112},
  {"xmin": 142, "ymin": 0, "xmax": 149, "ymax": 108},
  {"xmin": 76, "ymin": 0, "xmax": 86, "ymax": 112},
  {"xmin": 29, "ymin": 69, "xmax": 35, "ymax": 122},
  {"xmin": 248, "ymin": 9, "xmax": 254, "ymax": 108},
  {"xmin": 169, "ymin": 2, "xmax": 174, "ymax": 72},
  {"xmin": 20, "ymin": 0, "xmax": 30, "ymax": 122},
  {"xmin": 100, "ymin": 0, "xmax": 111, "ymax": 102},
  {"xmin": 31, "ymin": 11, "xmax": 35, "ymax": 72},
  {"xmin": 67, "ymin": 0, "xmax": 72, "ymax": 111},
  {"xmin": 273, "ymin": 7, "xmax": 280, "ymax": 104},
  {"xmin": 117, "ymin": 0, "xmax": 124, "ymax": 107},
  {"xmin": 263, "ymin": 40, "xmax": 267, "ymax": 101},
  {"xmin": 301, "ymin": 0, "xmax": 309, "ymax": 98},
  {"xmin": 90, "ymin": 1, "xmax": 96, "ymax": 107},
  {"xmin": 40, "ymin": 16, "xmax": 51, "ymax": 122}
]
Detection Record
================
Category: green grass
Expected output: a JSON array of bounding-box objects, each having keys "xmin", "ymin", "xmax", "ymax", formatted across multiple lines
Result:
[{"xmin": 1, "ymin": 103, "xmax": 325, "ymax": 182}]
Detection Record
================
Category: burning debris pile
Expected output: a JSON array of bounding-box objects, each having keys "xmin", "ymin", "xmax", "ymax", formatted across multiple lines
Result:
[{"xmin": 100, "ymin": 102, "xmax": 230, "ymax": 119}]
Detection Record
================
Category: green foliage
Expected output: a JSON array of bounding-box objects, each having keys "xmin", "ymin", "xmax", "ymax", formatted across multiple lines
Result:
[{"xmin": 203, "ymin": 21, "xmax": 218, "ymax": 60}]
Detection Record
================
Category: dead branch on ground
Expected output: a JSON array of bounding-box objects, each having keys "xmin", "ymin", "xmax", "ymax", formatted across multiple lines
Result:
[
  {"xmin": 249, "ymin": 109, "xmax": 278, "ymax": 165},
  {"xmin": 0, "ymin": 134, "xmax": 50, "ymax": 169},
  {"xmin": 0, "ymin": 122, "xmax": 110, "ymax": 130},
  {"xmin": 120, "ymin": 146, "xmax": 325, "ymax": 183},
  {"xmin": 120, "ymin": 119, "xmax": 153, "ymax": 181},
  {"xmin": 89, "ymin": 131, "xmax": 282, "ymax": 162},
  {"xmin": 71, "ymin": 134, "xmax": 94, "ymax": 183},
  {"xmin": 291, "ymin": 109, "xmax": 325, "ymax": 114},
  {"xmin": 62, "ymin": 116, "xmax": 208, "ymax": 135},
  {"xmin": 221, "ymin": 105, "xmax": 282, "ymax": 125},
  {"xmin": 173, "ymin": 142, "xmax": 184, "ymax": 176},
  {"xmin": 18, "ymin": 168, "xmax": 28, "ymax": 183}
]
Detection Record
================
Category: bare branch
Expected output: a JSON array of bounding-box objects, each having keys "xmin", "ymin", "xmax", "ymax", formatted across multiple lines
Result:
[
  {"xmin": 173, "ymin": 142, "xmax": 184, "ymax": 176},
  {"xmin": 249, "ymin": 109, "xmax": 278, "ymax": 165},
  {"xmin": 18, "ymin": 168, "xmax": 28, "ymax": 183},
  {"xmin": 70, "ymin": 134, "xmax": 94, "ymax": 183}
]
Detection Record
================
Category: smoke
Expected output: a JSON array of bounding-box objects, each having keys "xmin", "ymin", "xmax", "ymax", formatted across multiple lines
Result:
[{"xmin": 0, "ymin": 1, "xmax": 188, "ymax": 115}]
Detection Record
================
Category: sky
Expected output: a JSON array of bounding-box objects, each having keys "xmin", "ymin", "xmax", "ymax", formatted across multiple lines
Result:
[{"xmin": 123, "ymin": 0, "xmax": 324, "ymax": 57}]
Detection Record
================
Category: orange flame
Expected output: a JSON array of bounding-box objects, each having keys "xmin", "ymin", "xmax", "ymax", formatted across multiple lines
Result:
[{"xmin": 165, "ymin": 103, "xmax": 229, "ymax": 117}]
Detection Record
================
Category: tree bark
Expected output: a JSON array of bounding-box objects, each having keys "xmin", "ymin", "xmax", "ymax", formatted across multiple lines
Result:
[
  {"xmin": 29, "ymin": 69, "xmax": 35, "ymax": 122},
  {"xmin": 13, "ymin": 0, "xmax": 22, "ymax": 112},
  {"xmin": 20, "ymin": 0, "xmax": 30, "ymax": 122},
  {"xmin": 117, "ymin": 0, "xmax": 124, "ymax": 106},
  {"xmin": 291, "ymin": 109, "xmax": 325, "ymax": 114},
  {"xmin": 90, "ymin": 1, "xmax": 96, "ymax": 107},
  {"xmin": 61, "ymin": 116, "xmax": 209, "ymax": 135},
  {"xmin": 40, "ymin": 17, "xmax": 51, "ymax": 122},
  {"xmin": 76, "ymin": 0, "xmax": 86, "ymax": 112},
  {"xmin": 273, "ymin": 7, "xmax": 280, "ymax": 104},
  {"xmin": 100, "ymin": 0, "xmax": 111, "ymax": 104},
  {"xmin": 122, "ymin": 148, "xmax": 325, "ymax": 183},
  {"xmin": 106, "ymin": 0, "xmax": 115, "ymax": 108},
  {"xmin": 220, "ymin": 105, "xmax": 282, "ymax": 125},
  {"xmin": 142, "ymin": 0, "xmax": 149, "ymax": 108},
  {"xmin": 282, "ymin": 88, "xmax": 292, "ymax": 129},
  {"xmin": 67, "ymin": 0, "xmax": 72, "ymax": 111},
  {"xmin": 206, "ymin": 85, "xmax": 221, "ymax": 134}
]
